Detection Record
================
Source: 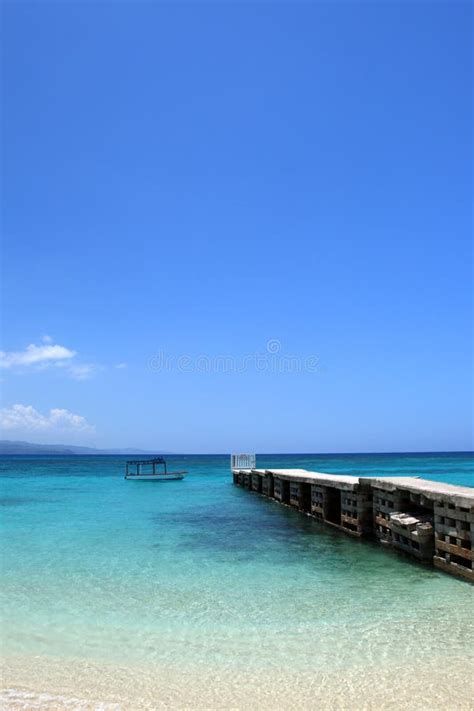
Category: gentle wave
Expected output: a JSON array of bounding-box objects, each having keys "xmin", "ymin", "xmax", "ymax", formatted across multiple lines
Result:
[{"xmin": 0, "ymin": 689, "xmax": 121, "ymax": 710}]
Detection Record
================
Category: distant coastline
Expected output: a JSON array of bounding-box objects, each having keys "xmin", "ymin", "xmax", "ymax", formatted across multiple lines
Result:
[
  {"xmin": 0, "ymin": 440, "xmax": 169, "ymax": 456},
  {"xmin": 0, "ymin": 440, "xmax": 472, "ymax": 457}
]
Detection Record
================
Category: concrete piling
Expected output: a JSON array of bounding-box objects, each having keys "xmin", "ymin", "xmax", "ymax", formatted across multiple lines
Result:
[{"xmin": 433, "ymin": 500, "xmax": 474, "ymax": 581}]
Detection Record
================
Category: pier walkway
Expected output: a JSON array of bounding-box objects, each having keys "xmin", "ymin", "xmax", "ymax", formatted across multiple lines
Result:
[{"xmin": 231, "ymin": 457, "xmax": 474, "ymax": 582}]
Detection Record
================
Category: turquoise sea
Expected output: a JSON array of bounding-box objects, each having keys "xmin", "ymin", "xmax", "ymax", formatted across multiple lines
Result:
[{"xmin": 1, "ymin": 452, "xmax": 473, "ymax": 710}]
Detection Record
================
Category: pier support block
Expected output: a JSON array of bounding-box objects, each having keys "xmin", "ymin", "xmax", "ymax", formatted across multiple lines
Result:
[
  {"xmin": 433, "ymin": 502, "xmax": 474, "ymax": 582},
  {"xmin": 311, "ymin": 485, "xmax": 325, "ymax": 520},
  {"xmin": 289, "ymin": 481, "xmax": 312, "ymax": 512},
  {"xmin": 340, "ymin": 489, "xmax": 373, "ymax": 536},
  {"xmin": 273, "ymin": 477, "xmax": 290, "ymax": 504},
  {"xmin": 373, "ymin": 489, "xmax": 410, "ymax": 543},
  {"xmin": 262, "ymin": 473, "xmax": 274, "ymax": 497}
]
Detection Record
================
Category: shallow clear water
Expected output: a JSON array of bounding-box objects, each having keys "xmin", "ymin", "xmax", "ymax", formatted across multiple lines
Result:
[{"xmin": 1, "ymin": 453, "xmax": 473, "ymax": 708}]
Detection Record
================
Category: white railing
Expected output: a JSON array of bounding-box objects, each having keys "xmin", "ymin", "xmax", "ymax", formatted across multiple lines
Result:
[{"xmin": 230, "ymin": 453, "xmax": 256, "ymax": 470}]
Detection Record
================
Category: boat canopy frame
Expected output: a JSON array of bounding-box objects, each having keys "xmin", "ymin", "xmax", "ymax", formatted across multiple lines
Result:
[{"xmin": 125, "ymin": 457, "xmax": 168, "ymax": 477}]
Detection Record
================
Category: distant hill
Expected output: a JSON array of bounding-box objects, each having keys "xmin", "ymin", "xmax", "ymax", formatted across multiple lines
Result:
[{"xmin": 0, "ymin": 440, "xmax": 167, "ymax": 456}]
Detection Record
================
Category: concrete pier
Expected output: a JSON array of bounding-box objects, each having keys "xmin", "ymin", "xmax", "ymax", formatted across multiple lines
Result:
[{"xmin": 231, "ymin": 460, "xmax": 474, "ymax": 582}]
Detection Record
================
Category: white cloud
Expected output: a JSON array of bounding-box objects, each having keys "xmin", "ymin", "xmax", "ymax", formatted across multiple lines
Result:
[
  {"xmin": 0, "ymin": 404, "xmax": 94, "ymax": 433},
  {"xmin": 1, "ymin": 338, "xmax": 125, "ymax": 380},
  {"xmin": 0, "ymin": 342, "xmax": 76, "ymax": 369}
]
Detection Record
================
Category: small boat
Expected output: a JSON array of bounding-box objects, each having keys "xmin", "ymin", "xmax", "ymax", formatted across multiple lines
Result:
[{"xmin": 124, "ymin": 457, "xmax": 187, "ymax": 481}]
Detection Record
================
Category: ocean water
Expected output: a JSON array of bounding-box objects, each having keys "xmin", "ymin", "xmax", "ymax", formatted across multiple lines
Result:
[{"xmin": 1, "ymin": 452, "xmax": 473, "ymax": 710}]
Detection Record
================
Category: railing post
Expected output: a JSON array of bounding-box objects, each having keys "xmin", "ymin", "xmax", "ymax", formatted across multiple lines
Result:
[{"xmin": 230, "ymin": 453, "xmax": 256, "ymax": 470}]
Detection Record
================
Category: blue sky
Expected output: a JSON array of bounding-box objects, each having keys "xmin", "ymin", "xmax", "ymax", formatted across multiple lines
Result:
[{"xmin": 1, "ymin": 1, "xmax": 472, "ymax": 453}]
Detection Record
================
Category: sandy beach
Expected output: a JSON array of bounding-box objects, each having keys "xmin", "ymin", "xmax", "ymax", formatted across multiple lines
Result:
[{"xmin": 2, "ymin": 654, "xmax": 474, "ymax": 710}]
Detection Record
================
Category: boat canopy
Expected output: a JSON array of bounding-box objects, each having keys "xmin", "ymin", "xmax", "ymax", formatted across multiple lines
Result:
[
  {"xmin": 125, "ymin": 457, "xmax": 166, "ymax": 465},
  {"xmin": 125, "ymin": 457, "xmax": 168, "ymax": 476}
]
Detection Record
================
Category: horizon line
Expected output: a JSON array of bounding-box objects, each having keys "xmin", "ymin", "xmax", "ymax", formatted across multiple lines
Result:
[{"xmin": 1, "ymin": 450, "xmax": 473, "ymax": 456}]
